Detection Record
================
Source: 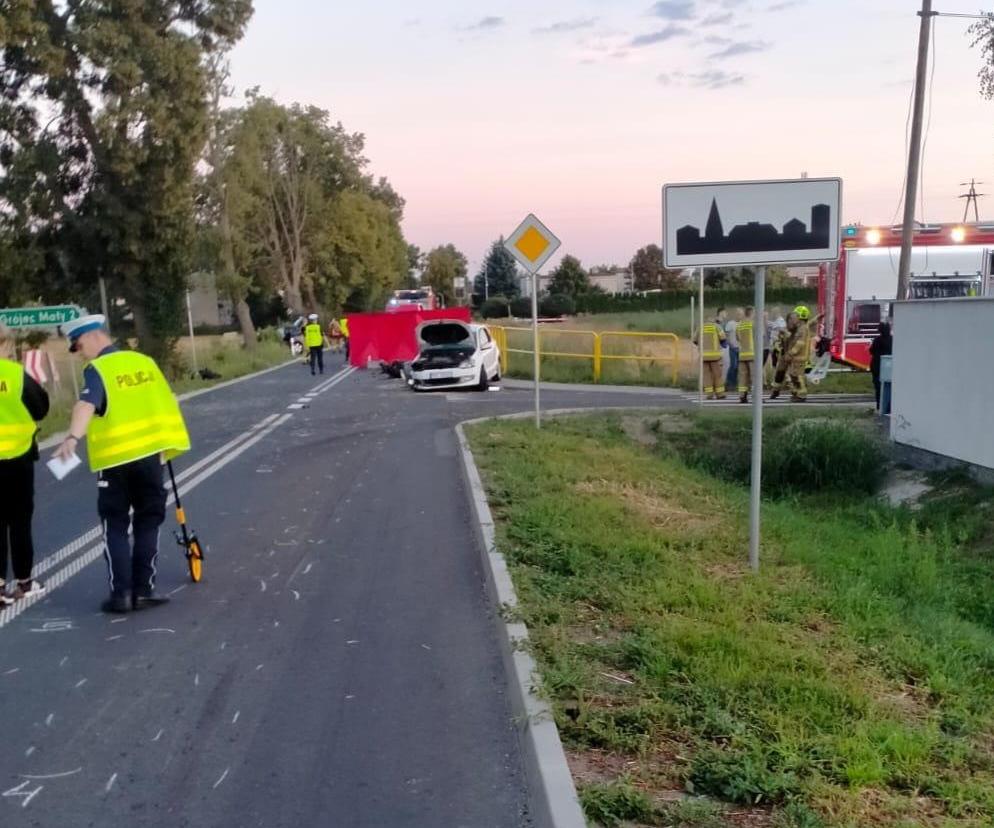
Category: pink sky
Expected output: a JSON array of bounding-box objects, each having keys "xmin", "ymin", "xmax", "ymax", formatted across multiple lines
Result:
[{"xmin": 230, "ymin": 1, "xmax": 994, "ymax": 271}]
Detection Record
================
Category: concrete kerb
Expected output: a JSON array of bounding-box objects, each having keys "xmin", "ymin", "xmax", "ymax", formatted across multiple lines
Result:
[{"xmin": 37, "ymin": 357, "xmax": 299, "ymax": 451}]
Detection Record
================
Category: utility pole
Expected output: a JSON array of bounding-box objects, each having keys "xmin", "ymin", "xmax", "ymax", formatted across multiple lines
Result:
[{"xmin": 897, "ymin": 0, "xmax": 936, "ymax": 301}]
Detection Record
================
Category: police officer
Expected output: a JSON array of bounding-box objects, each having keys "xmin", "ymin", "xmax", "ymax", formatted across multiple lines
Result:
[
  {"xmin": 0, "ymin": 323, "xmax": 49, "ymax": 606},
  {"xmin": 54, "ymin": 315, "xmax": 190, "ymax": 613},
  {"xmin": 304, "ymin": 313, "xmax": 326, "ymax": 376}
]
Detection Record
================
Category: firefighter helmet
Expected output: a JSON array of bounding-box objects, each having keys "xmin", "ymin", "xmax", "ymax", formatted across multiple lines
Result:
[{"xmin": 794, "ymin": 305, "xmax": 811, "ymax": 321}]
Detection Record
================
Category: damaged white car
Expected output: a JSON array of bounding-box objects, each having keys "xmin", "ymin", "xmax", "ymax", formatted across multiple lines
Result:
[{"xmin": 409, "ymin": 320, "xmax": 501, "ymax": 391}]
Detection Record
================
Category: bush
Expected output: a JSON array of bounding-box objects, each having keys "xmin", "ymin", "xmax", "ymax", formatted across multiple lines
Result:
[
  {"xmin": 480, "ymin": 297, "xmax": 511, "ymax": 319},
  {"xmin": 764, "ymin": 420, "xmax": 885, "ymax": 495},
  {"xmin": 540, "ymin": 293, "xmax": 576, "ymax": 317},
  {"xmin": 575, "ymin": 287, "xmax": 816, "ymax": 315},
  {"xmin": 509, "ymin": 297, "xmax": 532, "ymax": 318}
]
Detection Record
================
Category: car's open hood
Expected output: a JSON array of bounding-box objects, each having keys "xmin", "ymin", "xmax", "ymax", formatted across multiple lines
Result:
[{"xmin": 417, "ymin": 320, "xmax": 473, "ymax": 349}]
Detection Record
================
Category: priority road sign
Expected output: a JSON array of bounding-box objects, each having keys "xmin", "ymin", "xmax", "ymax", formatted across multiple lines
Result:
[
  {"xmin": 0, "ymin": 305, "xmax": 82, "ymax": 329},
  {"xmin": 504, "ymin": 214, "xmax": 561, "ymax": 275}
]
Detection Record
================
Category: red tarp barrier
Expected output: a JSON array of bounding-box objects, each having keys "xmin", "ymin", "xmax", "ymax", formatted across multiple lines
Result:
[{"xmin": 347, "ymin": 308, "xmax": 472, "ymax": 367}]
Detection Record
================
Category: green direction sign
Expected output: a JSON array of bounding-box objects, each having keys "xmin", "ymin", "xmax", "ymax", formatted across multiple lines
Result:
[{"xmin": 0, "ymin": 305, "xmax": 82, "ymax": 329}]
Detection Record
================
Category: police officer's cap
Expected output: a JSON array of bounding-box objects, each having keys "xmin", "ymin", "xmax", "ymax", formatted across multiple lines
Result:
[
  {"xmin": 308, "ymin": 313, "xmax": 319, "ymax": 321},
  {"xmin": 65, "ymin": 314, "xmax": 107, "ymax": 352}
]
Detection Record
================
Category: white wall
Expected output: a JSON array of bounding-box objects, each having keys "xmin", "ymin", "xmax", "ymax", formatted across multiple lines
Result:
[{"xmin": 891, "ymin": 298, "xmax": 994, "ymax": 470}]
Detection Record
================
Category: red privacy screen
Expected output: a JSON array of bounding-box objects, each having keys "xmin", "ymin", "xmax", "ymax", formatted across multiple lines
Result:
[{"xmin": 346, "ymin": 308, "xmax": 473, "ymax": 367}]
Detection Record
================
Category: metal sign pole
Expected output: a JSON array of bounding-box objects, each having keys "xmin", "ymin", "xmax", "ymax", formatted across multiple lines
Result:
[
  {"xmin": 698, "ymin": 267, "xmax": 705, "ymax": 405},
  {"xmin": 532, "ymin": 270, "xmax": 540, "ymax": 428},
  {"xmin": 185, "ymin": 290, "xmax": 199, "ymax": 376},
  {"xmin": 749, "ymin": 265, "xmax": 767, "ymax": 572}
]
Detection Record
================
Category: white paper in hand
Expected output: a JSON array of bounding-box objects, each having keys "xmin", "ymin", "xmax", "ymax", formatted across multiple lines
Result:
[{"xmin": 47, "ymin": 452, "xmax": 82, "ymax": 481}]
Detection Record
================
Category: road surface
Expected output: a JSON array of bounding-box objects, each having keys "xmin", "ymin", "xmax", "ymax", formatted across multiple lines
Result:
[{"xmin": 0, "ymin": 360, "xmax": 872, "ymax": 827}]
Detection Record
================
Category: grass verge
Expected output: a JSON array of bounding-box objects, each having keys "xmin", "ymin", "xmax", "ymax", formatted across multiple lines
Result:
[{"xmin": 468, "ymin": 412, "xmax": 994, "ymax": 827}]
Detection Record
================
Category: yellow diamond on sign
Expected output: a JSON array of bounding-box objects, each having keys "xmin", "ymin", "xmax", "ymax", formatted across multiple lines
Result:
[
  {"xmin": 505, "ymin": 213, "xmax": 561, "ymax": 274},
  {"xmin": 515, "ymin": 226, "xmax": 550, "ymax": 263}
]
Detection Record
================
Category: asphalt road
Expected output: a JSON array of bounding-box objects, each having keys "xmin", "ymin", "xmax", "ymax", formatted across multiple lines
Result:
[{"xmin": 0, "ymin": 359, "xmax": 872, "ymax": 828}]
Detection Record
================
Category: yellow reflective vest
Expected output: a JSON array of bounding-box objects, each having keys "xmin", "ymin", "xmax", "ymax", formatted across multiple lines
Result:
[
  {"xmin": 86, "ymin": 351, "xmax": 190, "ymax": 472},
  {"xmin": 339, "ymin": 318, "xmax": 349, "ymax": 338},
  {"xmin": 738, "ymin": 320, "xmax": 756, "ymax": 360},
  {"xmin": 699, "ymin": 322, "xmax": 725, "ymax": 361},
  {"xmin": 0, "ymin": 358, "xmax": 36, "ymax": 460},
  {"xmin": 304, "ymin": 323, "xmax": 324, "ymax": 348}
]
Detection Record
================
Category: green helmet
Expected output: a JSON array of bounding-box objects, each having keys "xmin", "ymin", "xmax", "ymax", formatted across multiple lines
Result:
[{"xmin": 794, "ymin": 305, "xmax": 811, "ymax": 321}]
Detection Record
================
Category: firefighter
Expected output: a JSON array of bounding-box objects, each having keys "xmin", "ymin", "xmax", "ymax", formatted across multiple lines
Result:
[
  {"xmin": 54, "ymin": 315, "xmax": 190, "ymax": 613},
  {"xmin": 304, "ymin": 313, "xmax": 326, "ymax": 376},
  {"xmin": 339, "ymin": 316, "xmax": 350, "ymax": 363},
  {"xmin": 694, "ymin": 308, "xmax": 727, "ymax": 400},
  {"xmin": 770, "ymin": 305, "xmax": 823, "ymax": 402},
  {"xmin": 737, "ymin": 306, "xmax": 757, "ymax": 404},
  {"xmin": 327, "ymin": 317, "xmax": 344, "ymax": 354}
]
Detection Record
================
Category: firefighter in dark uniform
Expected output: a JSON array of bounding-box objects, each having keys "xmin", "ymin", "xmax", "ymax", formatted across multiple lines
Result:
[
  {"xmin": 54, "ymin": 315, "xmax": 191, "ymax": 613},
  {"xmin": 0, "ymin": 323, "xmax": 50, "ymax": 605}
]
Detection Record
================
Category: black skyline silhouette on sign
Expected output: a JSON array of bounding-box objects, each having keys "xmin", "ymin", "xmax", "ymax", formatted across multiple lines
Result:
[{"xmin": 676, "ymin": 199, "xmax": 831, "ymax": 255}]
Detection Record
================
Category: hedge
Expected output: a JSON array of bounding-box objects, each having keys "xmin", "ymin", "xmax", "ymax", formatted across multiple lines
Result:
[{"xmin": 574, "ymin": 287, "xmax": 816, "ymax": 315}]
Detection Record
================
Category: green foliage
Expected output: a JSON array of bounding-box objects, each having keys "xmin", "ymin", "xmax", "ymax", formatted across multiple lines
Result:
[
  {"xmin": 480, "ymin": 297, "xmax": 511, "ymax": 319},
  {"xmin": 579, "ymin": 781, "xmax": 656, "ymax": 826},
  {"xmin": 421, "ymin": 244, "xmax": 468, "ymax": 305},
  {"xmin": 539, "ymin": 293, "xmax": 576, "ymax": 317},
  {"xmin": 0, "ymin": 0, "xmax": 253, "ymax": 361},
  {"xmin": 547, "ymin": 254, "xmax": 591, "ymax": 297},
  {"xmin": 474, "ymin": 238, "xmax": 520, "ymax": 299},
  {"xmin": 575, "ymin": 287, "xmax": 816, "ymax": 315},
  {"xmin": 631, "ymin": 244, "xmax": 685, "ymax": 290},
  {"xmin": 468, "ymin": 415, "xmax": 994, "ymax": 826},
  {"xmin": 509, "ymin": 297, "xmax": 532, "ymax": 318}
]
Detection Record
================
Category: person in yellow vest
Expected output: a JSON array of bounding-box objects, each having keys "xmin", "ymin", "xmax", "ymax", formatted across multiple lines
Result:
[
  {"xmin": 0, "ymin": 324, "xmax": 50, "ymax": 606},
  {"xmin": 304, "ymin": 313, "xmax": 328, "ymax": 376},
  {"xmin": 693, "ymin": 308, "xmax": 728, "ymax": 400},
  {"xmin": 327, "ymin": 317, "xmax": 344, "ymax": 354},
  {"xmin": 736, "ymin": 306, "xmax": 757, "ymax": 404},
  {"xmin": 339, "ymin": 316, "xmax": 350, "ymax": 363},
  {"xmin": 53, "ymin": 315, "xmax": 190, "ymax": 613}
]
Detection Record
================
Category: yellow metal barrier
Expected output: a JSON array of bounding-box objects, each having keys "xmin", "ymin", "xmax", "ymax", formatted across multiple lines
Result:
[{"xmin": 488, "ymin": 325, "xmax": 681, "ymax": 386}]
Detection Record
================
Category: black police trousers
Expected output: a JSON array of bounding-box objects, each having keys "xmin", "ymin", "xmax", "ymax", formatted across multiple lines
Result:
[
  {"xmin": 309, "ymin": 346, "xmax": 324, "ymax": 375},
  {"xmin": 98, "ymin": 455, "xmax": 166, "ymax": 598},
  {"xmin": 0, "ymin": 453, "xmax": 36, "ymax": 582}
]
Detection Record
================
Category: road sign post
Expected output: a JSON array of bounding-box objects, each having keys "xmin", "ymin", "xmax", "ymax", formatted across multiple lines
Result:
[
  {"xmin": 0, "ymin": 305, "xmax": 82, "ymax": 329},
  {"xmin": 504, "ymin": 214, "xmax": 561, "ymax": 429},
  {"xmin": 663, "ymin": 178, "xmax": 842, "ymax": 570}
]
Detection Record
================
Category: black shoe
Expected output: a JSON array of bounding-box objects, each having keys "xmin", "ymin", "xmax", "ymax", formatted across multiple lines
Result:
[
  {"xmin": 769, "ymin": 389, "xmax": 780, "ymax": 400},
  {"xmin": 102, "ymin": 591, "xmax": 132, "ymax": 614},
  {"xmin": 133, "ymin": 594, "xmax": 170, "ymax": 611}
]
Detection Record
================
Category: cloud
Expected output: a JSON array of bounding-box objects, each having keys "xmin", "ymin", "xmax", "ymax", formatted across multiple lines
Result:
[
  {"xmin": 649, "ymin": 1, "xmax": 696, "ymax": 20},
  {"xmin": 630, "ymin": 25, "xmax": 691, "ymax": 47},
  {"xmin": 404, "ymin": 18, "xmax": 422, "ymax": 27},
  {"xmin": 461, "ymin": 16, "xmax": 505, "ymax": 31},
  {"xmin": 701, "ymin": 11, "xmax": 734, "ymax": 26},
  {"xmin": 659, "ymin": 69, "xmax": 746, "ymax": 89},
  {"xmin": 533, "ymin": 17, "xmax": 598, "ymax": 34},
  {"xmin": 708, "ymin": 40, "xmax": 771, "ymax": 59},
  {"xmin": 767, "ymin": 0, "xmax": 803, "ymax": 9}
]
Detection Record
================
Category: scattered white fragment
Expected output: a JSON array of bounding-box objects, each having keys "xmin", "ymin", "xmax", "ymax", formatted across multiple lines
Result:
[
  {"xmin": 255, "ymin": 664, "xmax": 264, "ymax": 671},
  {"xmin": 291, "ymin": 590, "xmax": 300, "ymax": 601},
  {"xmin": 212, "ymin": 769, "xmax": 230, "ymax": 789},
  {"xmin": 346, "ymin": 640, "xmax": 359, "ymax": 646},
  {"xmin": 139, "ymin": 628, "xmax": 175, "ymax": 634},
  {"xmin": 105, "ymin": 635, "xmax": 123, "ymax": 642},
  {"xmin": 152, "ymin": 729, "xmax": 164, "ymax": 742},
  {"xmin": 105, "ymin": 773, "xmax": 117, "ymax": 793},
  {"xmin": 24, "ymin": 746, "xmax": 35, "ymax": 757},
  {"xmin": 421, "ymin": 644, "xmax": 432, "ymax": 651},
  {"xmin": 45, "ymin": 713, "xmax": 54, "ymax": 727},
  {"xmin": 4, "ymin": 667, "xmax": 19, "ymax": 675},
  {"xmin": 74, "ymin": 678, "xmax": 87, "ymax": 689},
  {"xmin": 231, "ymin": 711, "xmax": 240, "ymax": 725}
]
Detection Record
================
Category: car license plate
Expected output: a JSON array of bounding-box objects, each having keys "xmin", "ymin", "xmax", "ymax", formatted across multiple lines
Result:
[{"xmin": 427, "ymin": 370, "xmax": 455, "ymax": 380}]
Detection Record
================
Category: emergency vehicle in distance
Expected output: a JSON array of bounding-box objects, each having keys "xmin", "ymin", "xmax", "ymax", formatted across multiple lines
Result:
[
  {"xmin": 386, "ymin": 287, "xmax": 439, "ymax": 312},
  {"xmin": 818, "ymin": 222, "xmax": 994, "ymax": 369}
]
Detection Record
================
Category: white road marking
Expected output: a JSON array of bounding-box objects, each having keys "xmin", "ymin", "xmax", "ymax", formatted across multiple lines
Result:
[
  {"xmin": 139, "ymin": 628, "xmax": 175, "ymax": 635},
  {"xmin": 3, "ymin": 780, "xmax": 43, "ymax": 808},
  {"xmin": 167, "ymin": 584, "xmax": 187, "ymax": 597},
  {"xmin": 212, "ymin": 768, "xmax": 230, "ymax": 789},
  {"xmin": 105, "ymin": 635, "xmax": 123, "ymax": 642},
  {"xmin": 21, "ymin": 768, "xmax": 82, "ymax": 780}
]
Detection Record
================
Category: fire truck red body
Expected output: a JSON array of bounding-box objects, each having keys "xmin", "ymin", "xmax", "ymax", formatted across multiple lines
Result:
[{"xmin": 818, "ymin": 223, "xmax": 994, "ymax": 369}]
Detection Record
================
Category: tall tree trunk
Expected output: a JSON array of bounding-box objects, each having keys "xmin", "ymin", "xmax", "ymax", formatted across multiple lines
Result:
[{"xmin": 234, "ymin": 297, "xmax": 256, "ymax": 348}]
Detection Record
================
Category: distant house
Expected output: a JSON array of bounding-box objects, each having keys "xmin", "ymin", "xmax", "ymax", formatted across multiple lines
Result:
[
  {"xmin": 187, "ymin": 271, "xmax": 233, "ymax": 328},
  {"xmin": 587, "ymin": 266, "xmax": 634, "ymax": 294}
]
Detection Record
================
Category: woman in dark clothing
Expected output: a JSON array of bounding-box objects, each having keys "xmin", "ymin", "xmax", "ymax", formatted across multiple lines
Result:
[{"xmin": 869, "ymin": 321, "xmax": 893, "ymax": 412}]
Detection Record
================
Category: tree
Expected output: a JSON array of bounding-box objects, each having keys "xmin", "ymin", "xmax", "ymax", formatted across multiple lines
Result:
[
  {"xmin": 0, "ymin": 0, "xmax": 254, "ymax": 361},
  {"xmin": 547, "ymin": 255, "xmax": 590, "ymax": 297},
  {"xmin": 422, "ymin": 244, "xmax": 468, "ymax": 304},
  {"xmin": 630, "ymin": 245, "xmax": 685, "ymax": 291},
  {"xmin": 970, "ymin": 15, "xmax": 994, "ymax": 99},
  {"xmin": 474, "ymin": 238, "xmax": 520, "ymax": 299}
]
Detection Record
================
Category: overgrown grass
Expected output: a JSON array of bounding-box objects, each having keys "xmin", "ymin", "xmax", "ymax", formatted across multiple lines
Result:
[
  {"xmin": 36, "ymin": 336, "xmax": 291, "ymax": 440},
  {"xmin": 469, "ymin": 413, "xmax": 994, "ymax": 827}
]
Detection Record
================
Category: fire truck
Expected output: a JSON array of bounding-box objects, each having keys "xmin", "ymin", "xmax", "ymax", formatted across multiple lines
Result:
[{"xmin": 818, "ymin": 222, "xmax": 994, "ymax": 369}]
